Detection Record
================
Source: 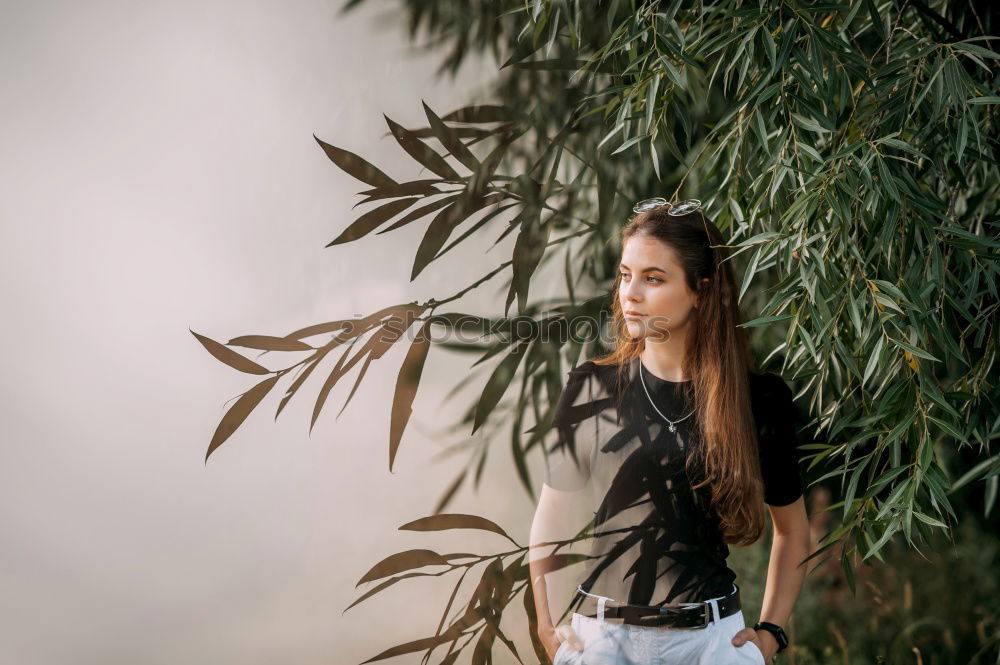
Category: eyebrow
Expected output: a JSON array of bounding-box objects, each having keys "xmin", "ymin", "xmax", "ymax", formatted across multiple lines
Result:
[{"xmin": 619, "ymin": 263, "xmax": 666, "ymax": 273}]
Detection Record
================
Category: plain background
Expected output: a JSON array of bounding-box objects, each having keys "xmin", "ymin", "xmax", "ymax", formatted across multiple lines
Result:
[{"xmin": 0, "ymin": 1, "xmax": 575, "ymax": 663}]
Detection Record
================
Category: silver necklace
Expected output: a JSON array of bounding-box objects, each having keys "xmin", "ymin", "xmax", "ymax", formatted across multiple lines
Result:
[{"xmin": 638, "ymin": 361, "xmax": 696, "ymax": 433}]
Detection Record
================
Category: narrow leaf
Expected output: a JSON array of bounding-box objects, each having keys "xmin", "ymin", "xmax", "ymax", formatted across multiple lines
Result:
[
  {"xmin": 328, "ymin": 198, "xmax": 420, "ymax": 246},
  {"xmin": 398, "ymin": 513, "xmax": 517, "ymax": 545},
  {"xmin": 206, "ymin": 374, "xmax": 280, "ymax": 461},
  {"xmin": 389, "ymin": 320, "xmax": 432, "ymax": 472},
  {"xmin": 313, "ymin": 134, "xmax": 396, "ymax": 188},
  {"xmin": 384, "ymin": 114, "xmax": 461, "ymax": 180},
  {"xmin": 191, "ymin": 329, "xmax": 270, "ymax": 375},
  {"xmin": 356, "ymin": 549, "xmax": 451, "ymax": 586},
  {"xmin": 227, "ymin": 335, "xmax": 313, "ymax": 352}
]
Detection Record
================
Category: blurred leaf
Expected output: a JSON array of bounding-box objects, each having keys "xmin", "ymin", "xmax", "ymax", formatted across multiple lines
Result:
[
  {"xmin": 313, "ymin": 134, "xmax": 397, "ymax": 188},
  {"xmin": 507, "ymin": 213, "xmax": 551, "ymax": 316},
  {"xmin": 328, "ymin": 197, "xmax": 421, "ymax": 246},
  {"xmin": 386, "ymin": 318, "xmax": 432, "ymax": 471},
  {"xmin": 423, "ymin": 100, "xmax": 481, "ymax": 172},
  {"xmin": 384, "ymin": 113, "xmax": 461, "ymax": 180},
  {"xmin": 472, "ymin": 339, "xmax": 530, "ymax": 434}
]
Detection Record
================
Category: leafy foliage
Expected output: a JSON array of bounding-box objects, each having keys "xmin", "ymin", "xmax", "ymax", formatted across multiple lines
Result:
[{"xmin": 194, "ymin": 0, "xmax": 1000, "ymax": 662}]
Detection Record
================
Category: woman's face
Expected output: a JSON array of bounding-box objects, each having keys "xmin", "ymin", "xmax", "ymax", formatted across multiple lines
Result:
[{"xmin": 618, "ymin": 233, "xmax": 701, "ymax": 340}]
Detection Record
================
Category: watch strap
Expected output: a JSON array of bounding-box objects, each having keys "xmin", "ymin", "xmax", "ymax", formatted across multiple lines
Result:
[{"xmin": 753, "ymin": 620, "xmax": 789, "ymax": 653}]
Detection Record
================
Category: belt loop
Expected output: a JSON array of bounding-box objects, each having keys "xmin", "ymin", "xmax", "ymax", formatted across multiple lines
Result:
[
  {"xmin": 576, "ymin": 585, "xmax": 615, "ymax": 621},
  {"xmin": 706, "ymin": 597, "xmax": 720, "ymax": 625}
]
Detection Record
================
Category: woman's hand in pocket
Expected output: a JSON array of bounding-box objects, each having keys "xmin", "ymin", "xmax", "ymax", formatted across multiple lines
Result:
[{"xmin": 731, "ymin": 627, "xmax": 774, "ymax": 661}]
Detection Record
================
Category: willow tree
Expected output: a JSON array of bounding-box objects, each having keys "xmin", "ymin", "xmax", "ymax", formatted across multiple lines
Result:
[{"xmin": 193, "ymin": 1, "xmax": 999, "ymax": 663}]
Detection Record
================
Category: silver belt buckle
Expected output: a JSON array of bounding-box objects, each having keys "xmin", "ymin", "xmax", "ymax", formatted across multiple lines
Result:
[{"xmin": 660, "ymin": 601, "xmax": 711, "ymax": 630}]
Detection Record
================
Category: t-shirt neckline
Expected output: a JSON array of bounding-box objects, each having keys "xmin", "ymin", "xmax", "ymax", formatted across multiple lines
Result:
[{"xmin": 636, "ymin": 356, "xmax": 692, "ymax": 387}]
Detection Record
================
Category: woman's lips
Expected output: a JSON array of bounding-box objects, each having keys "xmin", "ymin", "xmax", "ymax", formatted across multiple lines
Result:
[{"xmin": 624, "ymin": 311, "xmax": 645, "ymax": 320}]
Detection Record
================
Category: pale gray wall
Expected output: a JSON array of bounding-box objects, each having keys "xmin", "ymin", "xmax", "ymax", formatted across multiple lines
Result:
[{"xmin": 0, "ymin": 2, "xmax": 562, "ymax": 663}]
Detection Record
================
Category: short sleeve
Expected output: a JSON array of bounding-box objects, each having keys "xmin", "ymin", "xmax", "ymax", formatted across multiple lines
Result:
[
  {"xmin": 542, "ymin": 363, "xmax": 595, "ymax": 492},
  {"xmin": 754, "ymin": 373, "xmax": 805, "ymax": 506}
]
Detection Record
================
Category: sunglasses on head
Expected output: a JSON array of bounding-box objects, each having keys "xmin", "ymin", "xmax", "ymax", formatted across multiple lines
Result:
[{"xmin": 632, "ymin": 198, "xmax": 702, "ymax": 215}]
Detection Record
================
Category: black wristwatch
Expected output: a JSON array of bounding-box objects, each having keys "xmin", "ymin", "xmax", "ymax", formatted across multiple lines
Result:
[{"xmin": 753, "ymin": 620, "xmax": 789, "ymax": 654}]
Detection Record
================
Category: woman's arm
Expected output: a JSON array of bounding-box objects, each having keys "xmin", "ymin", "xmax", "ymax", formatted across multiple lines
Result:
[
  {"xmin": 528, "ymin": 484, "xmax": 586, "ymax": 661},
  {"xmin": 731, "ymin": 495, "xmax": 811, "ymax": 660}
]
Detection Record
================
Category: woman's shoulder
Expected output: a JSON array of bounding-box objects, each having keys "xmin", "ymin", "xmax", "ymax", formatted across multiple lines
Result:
[
  {"xmin": 748, "ymin": 369, "xmax": 792, "ymax": 395},
  {"xmin": 747, "ymin": 370, "xmax": 798, "ymax": 419},
  {"xmin": 565, "ymin": 358, "xmax": 618, "ymax": 379},
  {"xmin": 571, "ymin": 358, "xmax": 627, "ymax": 383},
  {"xmin": 555, "ymin": 360, "xmax": 598, "ymax": 396},
  {"xmin": 561, "ymin": 358, "xmax": 624, "ymax": 399}
]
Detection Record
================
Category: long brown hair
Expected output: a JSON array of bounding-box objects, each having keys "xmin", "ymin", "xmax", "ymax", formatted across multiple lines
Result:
[{"xmin": 591, "ymin": 205, "xmax": 766, "ymax": 545}]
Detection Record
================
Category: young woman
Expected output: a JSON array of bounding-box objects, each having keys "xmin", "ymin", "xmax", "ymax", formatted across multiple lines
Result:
[{"xmin": 528, "ymin": 199, "xmax": 811, "ymax": 664}]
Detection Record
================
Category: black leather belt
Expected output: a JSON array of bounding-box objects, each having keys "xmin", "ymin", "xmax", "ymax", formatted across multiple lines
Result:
[{"xmin": 576, "ymin": 584, "xmax": 741, "ymax": 629}]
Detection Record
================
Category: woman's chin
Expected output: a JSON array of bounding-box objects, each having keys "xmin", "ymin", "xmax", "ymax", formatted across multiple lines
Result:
[
  {"xmin": 625, "ymin": 321, "xmax": 675, "ymax": 341},
  {"xmin": 624, "ymin": 321, "xmax": 647, "ymax": 338}
]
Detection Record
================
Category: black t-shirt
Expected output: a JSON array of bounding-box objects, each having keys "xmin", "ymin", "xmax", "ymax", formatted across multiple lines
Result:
[{"xmin": 542, "ymin": 355, "xmax": 804, "ymax": 608}]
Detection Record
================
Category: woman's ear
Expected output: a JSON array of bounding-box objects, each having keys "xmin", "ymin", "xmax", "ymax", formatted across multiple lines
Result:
[{"xmin": 693, "ymin": 278, "xmax": 710, "ymax": 308}]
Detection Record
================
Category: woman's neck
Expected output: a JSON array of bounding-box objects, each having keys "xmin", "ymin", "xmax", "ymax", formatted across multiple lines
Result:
[{"xmin": 639, "ymin": 343, "xmax": 689, "ymax": 383}]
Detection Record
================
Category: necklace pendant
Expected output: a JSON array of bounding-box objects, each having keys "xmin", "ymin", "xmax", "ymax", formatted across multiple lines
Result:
[{"xmin": 668, "ymin": 423, "xmax": 676, "ymax": 433}]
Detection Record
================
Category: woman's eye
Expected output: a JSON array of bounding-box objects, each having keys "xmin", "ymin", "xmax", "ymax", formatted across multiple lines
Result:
[{"xmin": 619, "ymin": 272, "xmax": 660, "ymax": 283}]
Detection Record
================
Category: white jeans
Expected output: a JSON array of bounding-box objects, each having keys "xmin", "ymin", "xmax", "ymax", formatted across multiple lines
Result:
[{"xmin": 554, "ymin": 595, "xmax": 766, "ymax": 665}]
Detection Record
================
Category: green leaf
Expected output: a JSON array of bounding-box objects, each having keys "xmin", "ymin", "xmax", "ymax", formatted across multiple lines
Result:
[
  {"xmin": 952, "ymin": 42, "xmax": 1000, "ymax": 60},
  {"xmin": 790, "ymin": 112, "xmax": 828, "ymax": 134},
  {"xmin": 912, "ymin": 511, "xmax": 948, "ymax": 529},
  {"xmin": 645, "ymin": 71, "xmax": 661, "ymax": 133},
  {"xmin": 422, "ymin": 100, "xmax": 481, "ymax": 173},
  {"xmin": 328, "ymin": 197, "xmax": 420, "ymax": 246},
  {"xmin": 472, "ymin": 340, "xmax": 530, "ymax": 434},
  {"xmin": 841, "ymin": 549, "xmax": 856, "ymax": 595},
  {"xmin": 863, "ymin": 335, "xmax": 885, "ymax": 386},
  {"xmin": 889, "ymin": 337, "xmax": 941, "ymax": 363},
  {"xmin": 441, "ymin": 103, "xmax": 512, "ymax": 124},
  {"xmin": 356, "ymin": 549, "xmax": 451, "ymax": 586},
  {"xmin": 411, "ymin": 193, "xmax": 488, "ymax": 280},
  {"xmin": 866, "ymin": 0, "xmax": 886, "ymax": 40},
  {"xmin": 864, "ymin": 521, "xmax": 899, "ymax": 561},
  {"xmin": 191, "ymin": 329, "xmax": 271, "ymax": 375},
  {"xmin": 313, "ymin": 135, "xmax": 397, "ymax": 188},
  {"xmin": 384, "ymin": 114, "xmax": 461, "ymax": 180},
  {"xmin": 507, "ymin": 214, "xmax": 552, "ymax": 316},
  {"xmin": 934, "ymin": 225, "xmax": 1000, "ymax": 249},
  {"xmin": 739, "ymin": 314, "xmax": 794, "ymax": 328},
  {"xmin": 389, "ymin": 320, "xmax": 432, "ymax": 472},
  {"xmin": 875, "ymin": 154, "xmax": 900, "ymax": 201},
  {"xmin": 227, "ymin": 335, "xmax": 313, "ymax": 352},
  {"xmin": 205, "ymin": 374, "xmax": 280, "ymax": 461},
  {"xmin": 398, "ymin": 513, "xmax": 518, "ymax": 545},
  {"xmin": 739, "ymin": 243, "xmax": 765, "ymax": 304},
  {"xmin": 877, "ymin": 137, "xmax": 931, "ymax": 162},
  {"xmin": 926, "ymin": 415, "xmax": 967, "ymax": 443}
]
